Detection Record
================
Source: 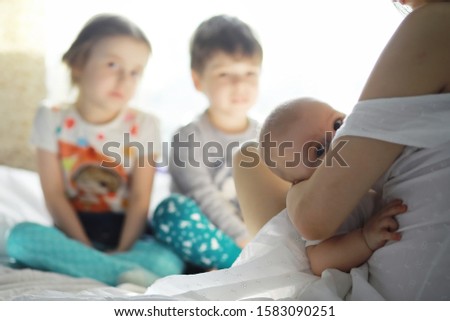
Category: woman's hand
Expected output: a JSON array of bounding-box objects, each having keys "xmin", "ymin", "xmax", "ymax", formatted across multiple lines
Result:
[{"xmin": 362, "ymin": 199, "xmax": 407, "ymax": 251}]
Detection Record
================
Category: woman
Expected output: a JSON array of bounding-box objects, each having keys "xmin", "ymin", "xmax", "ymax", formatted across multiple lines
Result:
[{"xmin": 234, "ymin": 0, "xmax": 450, "ymax": 300}]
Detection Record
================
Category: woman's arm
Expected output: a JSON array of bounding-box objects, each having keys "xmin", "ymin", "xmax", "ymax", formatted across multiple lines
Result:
[
  {"xmin": 288, "ymin": 137, "xmax": 404, "ymax": 240},
  {"xmin": 359, "ymin": 4, "xmax": 450, "ymax": 100},
  {"xmin": 287, "ymin": 4, "xmax": 450, "ymax": 241},
  {"xmin": 37, "ymin": 149, "xmax": 92, "ymax": 246},
  {"xmin": 116, "ymin": 155, "xmax": 156, "ymax": 252}
]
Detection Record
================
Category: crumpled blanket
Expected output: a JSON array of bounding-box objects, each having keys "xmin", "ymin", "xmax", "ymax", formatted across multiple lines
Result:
[{"xmin": 146, "ymin": 209, "xmax": 357, "ymax": 300}]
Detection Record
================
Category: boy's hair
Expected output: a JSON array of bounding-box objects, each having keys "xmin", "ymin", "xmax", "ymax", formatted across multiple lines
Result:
[
  {"xmin": 62, "ymin": 14, "xmax": 151, "ymax": 83},
  {"xmin": 190, "ymin": 15, "xmax": 263, "ymax": 73}
]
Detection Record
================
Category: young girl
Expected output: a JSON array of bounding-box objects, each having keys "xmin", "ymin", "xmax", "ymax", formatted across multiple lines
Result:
[{"xmin": 6, "ymin": 14, "xmax": 184, "ymax": 286}]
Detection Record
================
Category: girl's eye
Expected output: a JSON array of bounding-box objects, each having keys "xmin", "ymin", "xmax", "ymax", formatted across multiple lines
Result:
[
  {"xmin": 316, "ymin": 145, "xmax": 325, "ymax": 158},
  {"xmin": 218, "ymin": 73, "xmax": 228, "ymax": 78},
  {"xmin": 333, "ymin": 119, "xmax": 343, "ymax": 131},
  {"xmin": 130, "ymin": 70, "xmax": 141, "ymax": 78},
  {"xmin": 107, "ymin": 62, "xmax": 119, "ymax": 69}
]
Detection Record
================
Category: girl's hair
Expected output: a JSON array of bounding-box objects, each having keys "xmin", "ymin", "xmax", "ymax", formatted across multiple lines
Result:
[{"xmin": 62, "ymin": 14, "xmax": 151, "ymax": 83}]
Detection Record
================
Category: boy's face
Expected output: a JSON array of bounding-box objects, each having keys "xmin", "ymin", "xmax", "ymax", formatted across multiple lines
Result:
[
  {"xmin": 267, "ymin": 102, "xmax": 345, "ymax": 184},
  {"xmin": 192, "ymin": 51, "xmax": 261, "ymax": 118}
]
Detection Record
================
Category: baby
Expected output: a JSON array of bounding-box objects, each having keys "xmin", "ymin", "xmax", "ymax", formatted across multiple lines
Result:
[{"xmin": 257, "ymin": 97, "xmax": 406, "ymax": 276}]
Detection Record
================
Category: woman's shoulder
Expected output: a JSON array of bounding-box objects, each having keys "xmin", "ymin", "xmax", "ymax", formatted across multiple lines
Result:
[
  {"xmin": 360, "ymin": 3, "xmax": 450, "ymax": 101},
  {"xmin": 401, "ymin": 3, "xmax": 450, "ymax": 31},
  {"xmin": 412, "ymin": 2, "xmax": 450, "ymax": 15}
]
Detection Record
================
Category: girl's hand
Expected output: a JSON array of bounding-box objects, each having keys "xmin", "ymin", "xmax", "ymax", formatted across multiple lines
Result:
[
  {"xmin": 362, "ymin": 199, "xmax": 407, "ymax": 251},
  {"xmin": 105, "ymin": 248, "xmax": 119, "ymax": 254}
]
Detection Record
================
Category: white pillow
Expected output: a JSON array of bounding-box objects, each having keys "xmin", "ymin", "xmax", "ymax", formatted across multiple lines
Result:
[{"xmin": 0, "ymin": 165, "xmax": 51, "ymax": 226}]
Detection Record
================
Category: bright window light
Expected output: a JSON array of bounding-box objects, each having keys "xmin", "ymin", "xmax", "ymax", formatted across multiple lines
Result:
[{"xmin": 44, "ymin": 0, "xmax": 402, "ymax": 140}]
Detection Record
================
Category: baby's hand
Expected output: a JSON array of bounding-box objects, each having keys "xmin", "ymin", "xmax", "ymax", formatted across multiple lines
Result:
[{"xmin": 362, "ymin": 199, "xmax": 407, "ymax": 251}]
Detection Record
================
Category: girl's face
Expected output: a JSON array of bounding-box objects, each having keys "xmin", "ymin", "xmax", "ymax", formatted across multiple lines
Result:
[{"xmin": 73, "ymin": 36, "xmax": 150, "ymax": 115}]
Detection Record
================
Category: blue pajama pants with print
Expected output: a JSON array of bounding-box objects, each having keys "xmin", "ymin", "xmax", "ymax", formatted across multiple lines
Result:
[
  {"xmin": 6, "ymin": 220, "xmax": 184, "ymax": 286},
  {"xmin": 152, "ymin": 194, "xmax": 242, "ymax": 269}
]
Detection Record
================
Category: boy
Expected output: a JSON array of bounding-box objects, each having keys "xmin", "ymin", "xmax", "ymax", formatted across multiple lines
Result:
[
  {"xmin": 152, "ymin": 15, "xmax": 262, "ymax": 270},
  {"xmin": 257, "ymin": 97, "xmax": 407, "ymax": 276}
]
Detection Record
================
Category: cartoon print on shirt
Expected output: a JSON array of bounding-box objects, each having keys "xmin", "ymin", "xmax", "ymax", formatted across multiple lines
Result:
[
  {"xmin": 71, "ymin": 165, "xmax": 125, "ymax": 212},
  {"xmin": 58, "ymin": 141, "xmax": 128, "ymax": 213}
]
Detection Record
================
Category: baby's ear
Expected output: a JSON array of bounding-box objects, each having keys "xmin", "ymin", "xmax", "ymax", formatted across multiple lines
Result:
[{"xmin": 191, "ymin": 69, "xmax": 203, "ymax": 92}]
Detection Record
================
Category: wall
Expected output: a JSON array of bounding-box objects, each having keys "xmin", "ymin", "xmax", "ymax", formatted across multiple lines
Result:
[{"xmin": 0, "ymin": 0, "xmax": 45, "ymax": 171}]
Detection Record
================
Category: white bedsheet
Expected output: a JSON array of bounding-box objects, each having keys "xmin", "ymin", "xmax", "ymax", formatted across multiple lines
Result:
[
  {"xmin": 145, "ymin": 209, "xmax": 384, "ymax": 301},
  {"xmin": 0, "ymin": 265, "xmax": 110, "ymax": 300}
]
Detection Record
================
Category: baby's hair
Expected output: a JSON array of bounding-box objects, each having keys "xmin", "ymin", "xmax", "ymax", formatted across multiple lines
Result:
[
  {"xmin": 259, "ymin": 97, "xmax": 326, "ymax": 171},
  {"xmin": 62, "ymin": 14, "xmax": 151, "ymax": 83},
  {"xmin": 259, "ymin": 97, "xmax": 320, "ymax": 145},
  {"xmin": 190, "ymin": 15, "xmax": 263, "ymax": 73}
]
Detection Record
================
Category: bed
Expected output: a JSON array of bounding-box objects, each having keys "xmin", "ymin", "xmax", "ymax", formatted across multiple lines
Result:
[
  {"xmin": 0, "ymin": 164, "xmax": 427, "ymax": 301},
  {"xmin": 0, "ymin": 165, "xmax": 173, "ymax": 300},
  {"xmin": 0, "ymin": 164, "xmax": 355, "ymax": 301}
]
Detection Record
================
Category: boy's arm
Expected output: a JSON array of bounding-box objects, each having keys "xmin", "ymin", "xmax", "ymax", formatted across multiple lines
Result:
[
  {"xmin": 37, "ymin": 149, "xmax": 92, "ymax": 247},
  {"xmin": 307, "ymin": 199, "xmax": 406, "ymax": 276},
  {"xmin": 170, "ymin": 128, "xmax": 249, "ymax": 243},
  {"xmin": 116, "ymin": 155, "xmax": 155, "ymax": 252}
]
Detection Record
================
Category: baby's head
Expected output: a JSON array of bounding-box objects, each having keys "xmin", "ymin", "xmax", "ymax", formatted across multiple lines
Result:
[
  {"xmin": 190, "ymin": 15, "xmax": 263, "ymax": 116},
  {"xmin": 259, "ymin": 97, "xmax": 345, "ymax": 184}
]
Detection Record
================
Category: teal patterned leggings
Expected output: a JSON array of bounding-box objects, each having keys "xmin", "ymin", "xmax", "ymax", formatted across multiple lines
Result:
[
  {"xmin": 152, "ymin": 194, "xmax": 241, "ymax": 269},
  {"xmin": 6, "ymin": 222, "xmax": 184, "ymax": 286}
]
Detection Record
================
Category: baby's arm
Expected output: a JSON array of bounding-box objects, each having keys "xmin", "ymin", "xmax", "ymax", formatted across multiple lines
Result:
[
  {"xmin": 116, "ymin": 155, "xmax": 156, "ymax": 252},
  {"xmin": 306, "ymin": 199, "xmax": 406, "ymax": 276},
  {"xmin": 37, "ymin": 149, "xmax": 92, "ymax": 247}
]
